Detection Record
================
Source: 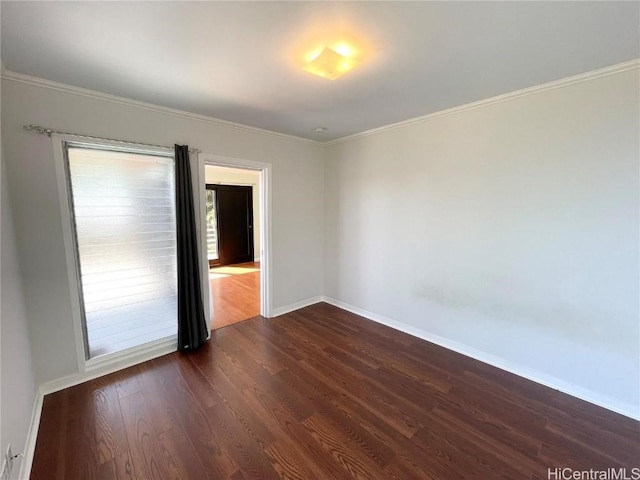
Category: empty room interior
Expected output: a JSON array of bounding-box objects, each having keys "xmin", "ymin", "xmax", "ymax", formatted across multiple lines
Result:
[{"xmin": 0, "ymin": 2, "xmax": 638, "ymax": 479}]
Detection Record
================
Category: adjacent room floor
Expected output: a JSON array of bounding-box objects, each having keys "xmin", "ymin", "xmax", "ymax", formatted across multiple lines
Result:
[
  {"xmin": 210, "ymin": 261, "xmax": 260, "ymax": 330},
  {"xmin": 30, "ymin": 303, "xmax": 639, "ymax": 480}
]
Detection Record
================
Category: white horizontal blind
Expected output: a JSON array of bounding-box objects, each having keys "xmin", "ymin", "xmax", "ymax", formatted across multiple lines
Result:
[
  {"xmin": 67, "ymin": 146, "xmax": 177, "ymax": 358},
  {"xmin": 206, "ymin": 189, "xmax": 219, "ymax": 261}
]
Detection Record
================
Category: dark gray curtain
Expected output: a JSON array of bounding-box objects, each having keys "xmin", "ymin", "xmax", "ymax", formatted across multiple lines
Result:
[{"xmin": 175, "ymin": 144, "xmax": 208, "ymax": 351}]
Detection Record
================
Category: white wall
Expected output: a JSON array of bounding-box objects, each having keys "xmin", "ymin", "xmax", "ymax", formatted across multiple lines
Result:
[
  {"xmin": 1, "ymin": 77, "xmax": 324, "ymax": 385},
  {"xmin": 324, "ymin": 67, "xmax": 640, "ymax": 416},
  {"xmin": 205, "ymin": 166, "xmax": 261, "ymax": 261},
  {"xmin": 1, "ymin": 153, "xmax": 37, "ymax": 476},
  {"xmin": 2, "ymin": 64, "xmax": 637, "ymax": 421}
]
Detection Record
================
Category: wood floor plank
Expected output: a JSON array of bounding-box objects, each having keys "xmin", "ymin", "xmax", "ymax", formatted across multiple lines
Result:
[
  {"xmin": 310, "ymin": 303, "xmax": 415, "ymax": 347},
  {"xmin": 279, "ymin": 360, "xmax": 456, "ymax": 479},
  {"xmin": 192, "ymin": 339, "xmax": 255, "ymax": 392},
  {"xmin": 413, "ymin": 420, "xmax": 523, "ymax": 480},
  {"xmin": 275, "ymin": 369, "xmax": 396, "ymax": 468},
  {"xmin": 243, "ymin": 317, "xmax": 306, "ymax": 361},
  {"xmin": 303, "ymin": 413, "xmax": 382, "ymax": 480},
  {"xmin": 188, "ymin": 348, "xmax": 279, "ymax": 446},
  {"xmin": 111, "ymin": 368, "xmax": 142, "ymax": 399},
  {"xmin": 432, "ymin": 387, "xmax": 544, "ymax": 464},
  {"xmin": 139, "ymin": 356, "xmax": 186, "ymax": 432},
  {"xmin": 31, "ymin": 302, "xmax": 640, "ymax": 480},
  {"xmin": 62, "ymin": 383, "xmax": 100, "ymax": 479},
  {"xmin": 300, "ymin": 350, "xmax": 432, "ymax": 436},
  {"xmin": 205, "ymin": 403, "xmax": 281, "ymax": 479},
  {"xmin": 158, "ymin": 360, "xmax": 238, "ymax": 479},
  {"xmin": 113, "ymin": 452, "xmax": 136, "ymax": 480},
  {"xmin": 173, "ymin": 354, "xmax": 218, "ymax": 410},
  {"xmin": 90, "ymin": 377, "xmax": 130, "ymax": 464},
  {"xmin": 118, "ymin": 392, "xmax": 170, "ymax": 480},
  {"xmin": 30, "ymin": 393, "xmax": 66, "ymax": 479},
  {"xmin": 157, "ymin": 424, "xmax": 207, "ymax": 480},
  {"xmin": 241, "ymin": 380, "xmax": 348, "ymax": 480},
  {"xmin": 264, "ymin": 440, "xmax": 323, "ymax": 480},
  {"xmin": 273, "ymin": 312, "xmax": 333, "ymax": 351},
  {"xmin": 96, "ymin": 459, "xmax": 117, "ymax": 480},
  {"xmin": 430, "ymin": 405, "xmax": 547, "ymax": 477},
  {"xmin": 226, "ymin": 324, "xmax": 284, "ymax": 375},
  {"xmin": 544, "ymin": 416, "xmax": 639, "ymax": 465}
]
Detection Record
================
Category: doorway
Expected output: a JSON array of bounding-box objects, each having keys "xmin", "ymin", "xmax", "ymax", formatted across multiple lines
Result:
[
  {"xmin": 206, "ymin": 184, "xmax": 254, "ymax": 266},
  {"xmin": 204, "ymin": 165, "xmax": 263, "ymax": 329}
]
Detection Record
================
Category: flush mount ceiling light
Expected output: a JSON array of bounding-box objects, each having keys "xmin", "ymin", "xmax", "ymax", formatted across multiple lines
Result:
[{"xmin": 302, "ymin": 46, "xmax": 362, "ymax": 80}]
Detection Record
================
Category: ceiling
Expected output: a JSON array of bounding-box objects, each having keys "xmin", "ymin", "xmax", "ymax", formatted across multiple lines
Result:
[{"xmin": 2, "ymin": 1, "xmax": 638, "ymax": 141}]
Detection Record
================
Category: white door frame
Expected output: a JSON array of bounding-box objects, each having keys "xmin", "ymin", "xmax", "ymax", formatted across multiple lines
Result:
[{"xmin": 197, "ymin": 153, "xmax": 272, "ymax": 322}]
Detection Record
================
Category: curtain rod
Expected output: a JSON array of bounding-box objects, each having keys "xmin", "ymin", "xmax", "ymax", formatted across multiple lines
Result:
[{"xmin": 22, "ymin": 125, "xmax": 201, "ymax": 154}]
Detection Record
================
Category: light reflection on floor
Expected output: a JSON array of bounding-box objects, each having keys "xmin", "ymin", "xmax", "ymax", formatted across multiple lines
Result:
[{"xmin": 210, "ymin": 266, "xmax": 260, "ymax": 276}]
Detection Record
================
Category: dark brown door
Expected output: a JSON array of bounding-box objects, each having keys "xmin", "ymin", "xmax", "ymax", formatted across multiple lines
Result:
[{"xmin": 211, "ymin": 184, "xmax": 254, "ymax": 266}]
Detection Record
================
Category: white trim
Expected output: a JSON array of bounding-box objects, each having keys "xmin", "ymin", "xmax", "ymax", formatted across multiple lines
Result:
[
  {"xmin": 271, "ymin": 296, "xmax": 323, "ymax": 317},
  {"xmin": 199, "ymin": 153, "xmax": 270, "ymax": 172},
  {"xmin": 52, "ymin": 135, "xmax": 89, "ymax": 372},
  {"xmin": 0, "ymin": 70, "xmax": 318, "ymax": 146},
  {"xmin": 196, "ymin": 152, "xmax": 213, "ymax": 332},
  {"xmin": 260, "ymin": 165, "xmax": 272, "ymax": 318},
  {"xmin": 84, "ymin": 336, "xmax": 177, "ymax": 372},
  {"xmin": 18, "ymin": 391, "xmax": 43, "ymax": 480},
  {"xmin": 40, "ymin": 337, "xmax": 176, "ymax": 396},
  {"xmin": 325, "ymin": 59, "xmax": 640, "ymax": 146},
  {"xmin": 205, "ymin": 181, "xmax": 256, "ymax": 187},
  {"xmin": 199, "ymin": 153, "xmax": 273, "ymax": 318},
  {"xmin": 321, "ymin": 296, "xmax": 640, "ymax": 421}
]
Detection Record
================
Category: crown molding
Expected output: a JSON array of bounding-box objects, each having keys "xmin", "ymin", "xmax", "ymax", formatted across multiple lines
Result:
[
  {"xmin": 3, "ymin": 59, "xmax": 638, "ymax": 148},
  {"xmin": 325, "ymin": 59, "xmax": 640, "ymax": 146},
  {"xmin": 0, "ymin": 70, "xmax": 321, "ymax": 146}
]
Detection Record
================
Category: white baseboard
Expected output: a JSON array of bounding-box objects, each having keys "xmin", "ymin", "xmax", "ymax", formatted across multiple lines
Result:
[
  {"xmin": 40, "ymin": 337, "xmax": 176, "ymax": 396},
  {"xmin": 321, "ymin": 296, "xmax": 640, "ymax": 421},
  {"xmin": 270, "ymin": 296, "xmax": 323, "ymax": 317},
  {"xmin": 18, "ymin": 389, "xmax": 43, "ymax": 480}
]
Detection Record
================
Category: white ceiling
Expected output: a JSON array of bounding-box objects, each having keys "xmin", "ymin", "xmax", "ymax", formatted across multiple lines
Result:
[{"xmin": 2, "ymin": 1, "xmax": 638, "ymax": 141}]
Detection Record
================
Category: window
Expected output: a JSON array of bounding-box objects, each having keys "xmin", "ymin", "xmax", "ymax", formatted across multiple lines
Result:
[{"xmin": 65, "ymin": 145, "xmax": 177, "ymax": 358}]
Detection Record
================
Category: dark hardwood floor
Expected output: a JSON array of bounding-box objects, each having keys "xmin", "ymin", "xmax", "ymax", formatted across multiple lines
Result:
[
  {"xmin": 31, "ymin": 303, "xmax": 639, "ymax": 479},
  {"xmin": 210, "ymin": 262, "xmax": 260, "ymax": 330}
]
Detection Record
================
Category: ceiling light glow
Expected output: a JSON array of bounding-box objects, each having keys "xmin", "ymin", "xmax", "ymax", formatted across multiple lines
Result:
[
  {"xmin": 333, "ymin": 44, "xmax": 353, "ymax": 56},
  {"xmin": 302, "ymin": 46, "xmax": 362, "ymax": 80},
  {"xmin": 306, "ymin": 49, "xmax": 324, "ymax": 63}
]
